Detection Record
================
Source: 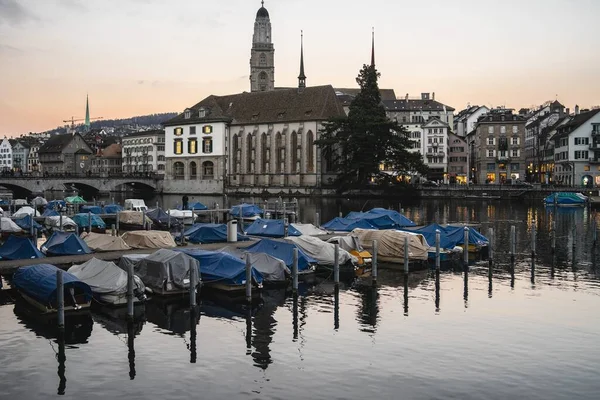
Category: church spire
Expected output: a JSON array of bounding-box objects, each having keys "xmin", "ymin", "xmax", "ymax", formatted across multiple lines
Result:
[
  {"xmin": 84, "ymin": 94, "xmax": 90, "ymax": 132},
  {"xmin": 371, "ymin": 27, "xmax": 375, "ymax": 67},
  {"xmin": 298, "ymin": 30, "xmax": 306, "ymax": 90}
]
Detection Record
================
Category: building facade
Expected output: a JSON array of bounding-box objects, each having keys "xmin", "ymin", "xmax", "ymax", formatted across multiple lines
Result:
[
  {"xmin": 10, "ymin": 140, "xmax": 29, "ymax": 173},
  {"xmin": 91, "ymin": 143, "xmax": 122, "ymax": 176},
  {"xmin": 0, "ymin": 138, "xmax": 12, "ymax": 172},
  {"xmin": 454, "ymin": 105, "xmax": 490, "ymax": 137},
  {"xmin": 447, "ymin": 132, "xmax": 469, "ymax": 184},
  {"xmin": 422, "ymin": 118, "xmax": 450, "ymax": 181},
  {"xmin": 250, "ymin": 2, "xmax": 275, "ymax": 92},
  {"xmin": 121, "ymin": 130, "xmax": 166, "ymax": 175},
  {"xmin": 470, "ymin": 109, "xmax": 526, "ymax": 184},
  {"xmin": 38, "ymin": 133, "xmax": 93, "ymax": 175},
  {"xmin": 524, "ymin": 100, "xmax": 564, "ymax": 182},
  {"xmin": 28, "ymin": 142, "xmax": 42, "ymax": 175}
]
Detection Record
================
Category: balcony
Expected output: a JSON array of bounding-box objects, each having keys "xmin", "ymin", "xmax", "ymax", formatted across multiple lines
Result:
[
  {"xmin": 496, "ymin": 155, "xmax": 511, "ymax": 162},
  {"xmin": 590, "ymin": 142, "xmax": 600, "ymax": 150},
  {"xmin": 592, "ymin": 130, "xmax": 600, "ymax": 136}
]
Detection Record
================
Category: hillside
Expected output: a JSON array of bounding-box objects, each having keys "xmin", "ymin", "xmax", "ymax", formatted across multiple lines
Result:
[{"xmin": 89, "ymin": 112, "xmax": 178, "ymax": 128}]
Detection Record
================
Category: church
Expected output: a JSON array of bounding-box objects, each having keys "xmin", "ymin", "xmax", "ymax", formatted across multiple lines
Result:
[{"xmin": 163, "ymin": 2, "xmax": 370, "ymax": 195}]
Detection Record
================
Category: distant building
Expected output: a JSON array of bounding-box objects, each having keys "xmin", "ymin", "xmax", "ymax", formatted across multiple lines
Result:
[
  {"xmin": 28, "ymin": 142, "xmax": 42, "ymax": 175},
  {"xmin": 91, "ymin": 143, "xmax": 122, "ymax": 176},
  {"xmin": 540, "ymin": 116, "xmax": 571, "ymax": 184},
  {"xmin": 38, "ymin": 133, "xmax": 93, "ymax": 175},
  {"xmin": 0, "ymin": 138, "xmax": 12, "ymax": 172},
  {"xmin": 121, "ymin": 130, "xmax": 166, "ymax": 175},
  {"xmin": 10, "ymin": 140, "xmax": 29, "ymax": 173},
  {"xmin": 250, "ymin": 2, "xmax": 275, "ymax": 92},
  {"xmin": 447, "ymin": 132, "xmax": 469, "ymax": 184},
  {"xmin": 454, "ymin": 105, "xmax": 490, "ymax": 137}
]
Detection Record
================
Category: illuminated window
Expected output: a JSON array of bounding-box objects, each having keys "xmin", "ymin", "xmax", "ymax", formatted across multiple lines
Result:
[
  {"xmin": 188, "ymin": 139, "xmax": 197, "ymax": 154},
  {"xmin": 174, "ymin": 127, "xmax": 183, "ymax": 136},
  {"xmin": 202, "ymin": 125, "xmax": 213, "ymax": 134},
  {"xmin": 174, "ymin": 139, "xmax": 183, "ymax": 154},
  {"xmin": 584, "ymin": 165, "xmax": 590, "ymax": 171},
  {"xmin": 203, "ymin": 138, "xmax": 213, "ymax": 153}
]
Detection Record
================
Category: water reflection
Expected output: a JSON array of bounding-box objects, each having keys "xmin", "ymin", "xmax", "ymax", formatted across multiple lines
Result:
[
  {"xmin": 251, "ymin": 289, "xmax": 285, "ymax": 369},
  {"xmin": 435, "ymin": 269, "xmax": 440, "ymax": 312},
  {"xmin": 57, "ymin": 330, "xmax": 66, "ymax": 395},
  {"xmin": 145, "ymin": 299, "xmax": 200, "ymax": 335},
  {"xmin": 128, "ymin": 321, "xmax": 137, "ymax": 378},
  {"xmin": 334, "ymin": 285, "xmax": 340, "ymax": 330},
  {"xmin": 463, "ymin": 269, "xmax": 469, "ymax": 308}
]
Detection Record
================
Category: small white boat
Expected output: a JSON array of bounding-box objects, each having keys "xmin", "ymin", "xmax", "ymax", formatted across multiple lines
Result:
[{"xmin": 167, "ymin": 209, "xmax": 196, "ymax": 225}]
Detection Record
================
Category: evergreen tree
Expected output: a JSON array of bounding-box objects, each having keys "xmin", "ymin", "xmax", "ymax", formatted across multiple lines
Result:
[{"xmin": 317, "ymin": 64, "xmax": 427, "ymax": 191}]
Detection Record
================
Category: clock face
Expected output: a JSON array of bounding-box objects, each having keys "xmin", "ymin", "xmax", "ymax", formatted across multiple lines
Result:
[{"xmin": 202, "ymin": 125, "xmax": 213, "ymax": 134}]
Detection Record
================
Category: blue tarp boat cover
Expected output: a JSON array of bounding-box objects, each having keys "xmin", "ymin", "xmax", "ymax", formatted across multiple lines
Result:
[
  {"xmin": 321, "ymin": 217, "xmax": 376, "ymax": 232},
  {"xmin": 14, "ymin": 214, "xmax": 43, "ymax": 231},
  {"xmin": 406, "ymin": 223, "xmax": 488, "ymax": 248},
  {"xmin": 367, "ymin": 208, "xmax": 416, "ymax": 227},
  {"xmin": 184, "ymin": 223, "xmax": 248, "ymax": 244},
  {"xmin": 0, "ymin": 199, "xmax": 8, "ymax": 206},
  {"xmin": 245, "ymin": 219, "xmax": 302, "ymax": 238},
  {"xmin": 0, "ymin": 235, "xmax": 44, "ymax": 260},
  {"xmin": 72, "ymin": 213, "xmax": 106, "ymax": 229},
  {"xmin": 41, "ymin": 231, "xmax": 92, "ymax": 256},
  {"xmin": 230, "ymin": 203, "xmax": 263, "ymax": 218},
  {"xmin": 103, "ymin": 204, "xmax": 123, "ymax": 214},
  {"xmin": 46, "ymin": 200, "xmax": 66, "ymax": 210},
  {"xmin": 80, "ymin": 205, "xmax": 103, "ymax": 214},
  {"xmin": 344, "ymin": 212, "xmax": 398, "ymax": 229},
  {"xmin": 146, "ymin": 208, "xmax": 182, "ymax": 228},
  {"xmin": 41, "ymin": 209, "xmax": 59, "ymax": 217},
  {"xmin": 544, "ymin": 192, "xmax": 587, "ymax": 206},
  {"xmin": 188, "ymin": 202, "xmax": 208, "ymax": 210},
  {"xmin": 245, "ymin": 238, "xmax": 316, "ymax": 271},
  {"xmin": 177, "ymin": 249, "xmax": 263, "ymax": 285},
  {"xmin": 13, "ymin": 264, "xmax": 92, "ymax": 305}
]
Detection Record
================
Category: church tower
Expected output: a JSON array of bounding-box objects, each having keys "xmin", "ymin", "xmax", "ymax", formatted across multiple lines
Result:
[{"xmin": 250, "ymin": 1, "xmax": 274, "ymax": 92}]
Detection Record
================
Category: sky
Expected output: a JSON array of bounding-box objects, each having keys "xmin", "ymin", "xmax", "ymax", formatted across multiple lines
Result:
[{"xmin": 1, "ymin": 0, "xmax": 599, "ymax": 136}]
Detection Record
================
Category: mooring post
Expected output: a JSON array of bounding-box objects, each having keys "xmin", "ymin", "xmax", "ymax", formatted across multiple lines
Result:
[
  {"xmin": 435, "ymin": 229, "xmax": 441, "ymax": 271},
  {"xmin": 339, "ymin": 211, "xmax": 343, "ymax": 218},
  {"xmin": 283, "ymin": 201, "xmax": 287, "ymax": 225},
  {"xmin": 284, "ymin": 217, "xmax": 289, "ymax": 238},
  {"xmin": 551, "ymin": 220, "xmax": 556, "ymax": 253},
  {"xmin": 32, "ymin": 228, "xmax": 37, "ymax": 247},
  {"xmin": 531, "ymin": 220, "xmax": 536, "ymax": 259},
  {"xmin": 510, "ymin": 225, "xmax": 516, "ymax": 264},
  {"xmin": 59, "ymin": 211, "xmax": 63, "ymax": 232},
  {"xmin": 189, "ymin": 264, "xmax": 197, "ymax": 308},
  {"xmin": 292, "ymin": 248, "xmax": 299, "ymax": 293},
  {"xmin": 57, "ymin": 270, "xmax": 65, "ymax": 329},
  {"xmin": 156, "ymin": 201, "xmax": 159, "ymax": 210},
  {"xmin": 111, "ymin": 224, "xmax": 116, "ymax": 236},
  {"xmin": 181, "ymin": 223, "xmax": 186, "ymax": 245},
  {"xmin": 463, "ymin": 226, "xmax": 469, "ymax": 270},
  {"xmin": 404, "ymin": 236, "xmax": 409, "ymax": 274},
  {"xmin": 372, "ymin": 239, "xmax": 378, "ymax": 285},
  {"xmin": 127, "ymin": 264, "xmax": 134, "ymax": 319},
  {"xmin": 75, "ymin": 224, "xmax": 79, "ymax": 236},
  {"xmin": 333, "ymin": 243, "xmax": 340, "ymax": 284},
  {"xmin": 593, "ymin": 219, "xmax": 598, "ymax": 246},
  {"xmin": 142, "ymin": 210, "xmax": 147, "ymax": 230},
  {"xmin": 398, "ymin": 203, "xmax": 402, "ymax": 213},
  {"xmin": 116, "ymin": 212, "xmax": 120, "ymax": 234},
  {"xmin": 315, "ymin": 212, "xmax": 320, "ymax": 227},
  {"xmin": 88, "ymin": 211, "xmax": 92, "ymax": 233},
  {"xmin": 167, "ymin": 209, "xmax": 171, "ymax": 230},
  {"xmin": 29, "ymin": 213, "xmax": 34, "ymax": 238},
  {"xmin": 245, "ymin": 257, "xmax": 252, "ymax": 303}
]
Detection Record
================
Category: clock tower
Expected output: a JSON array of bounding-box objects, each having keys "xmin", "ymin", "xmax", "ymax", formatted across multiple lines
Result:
[{"xmin": 250, "ymin": 1, "xmax": 275, "ymax": 92}]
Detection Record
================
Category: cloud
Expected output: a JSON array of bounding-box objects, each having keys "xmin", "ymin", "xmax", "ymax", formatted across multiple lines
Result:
[
  {"xmin": 0, "ymin": 0, "xmax": 37, "ymax": 26},
  {"xmin": 0, "ymin": 43, "xmax": 22, "ymax": 54}
]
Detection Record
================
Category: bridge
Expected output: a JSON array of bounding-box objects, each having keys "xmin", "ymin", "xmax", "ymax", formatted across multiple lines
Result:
[{"xmin": 0, "ymin": 175, "xmax": 163, "ymax": 196}]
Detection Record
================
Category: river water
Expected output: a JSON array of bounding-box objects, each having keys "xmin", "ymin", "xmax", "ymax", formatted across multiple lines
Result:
[{"xmin": 1, "ymin": 199, "xmax": 599, "ymax": 399}]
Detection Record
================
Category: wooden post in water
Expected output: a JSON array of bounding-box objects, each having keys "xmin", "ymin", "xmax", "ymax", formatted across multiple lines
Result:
[
  {"xmin": 116, "ymin": 212, "xmax": 120, "ymax": 234},
  {"xmin": 167, "ymin": 209, "xmax": 171, "ymax": 230},
  {"xmin": 435, "ymin": 229, "xmax": 441, "ymax": 271},
  {"xmin": 292, "ymin": 248, "xmax": 299, "ymax": 293},
  {"xmin": 29, "ymin": 213, "xmax": 34, "ymax": 238},
  {"xmin": 32, "ymin": 228, "xmax": 37, "ymax": 246},
  {"xmin": 531, "ymin": 220, "xmax": 536, "ymax": 259},
  {"xmin": 75, "ymin": 224, "xmax": 79, "ymax": 236},
  {"xmin": 372, "ymin": 240, "xmax": 378, "ymax": 285},
  {"xmin": 463, "ymin": 226, "xmax": 469, "ymax": 270},
  {"xmin": 156, "ymin": 201, "xmax": 159, "ymax": 210},
  {"xmin": 189, "ymin": 264, "xmax": 197, "ymax": 308},
  {"xmin": 245, "ymin": 257, "xmax": 252, "ymax": 303},
  {"xmin": 510, "ymin": 225, "xmax": 516, "ymax": 264},
  {"xmin": 551, "ymin": 221, "xmax": 556, "ymax": 254},
  {"xmin": 88, "ymin": 211, "xmax": 92, "ymax": 233},
  {"xmin": 333, "ymin": 243, "xmax": 340, "ymax": 284},
  {"xmin": 59, "ymin": 211, "xmax": 63, "ymax": 232},
  {"xmin": 404, "ymin": 236, "xmax": 409, "ymax": 274},
  {"xmin": 572, "ymin": 224, "xmax": 576, "ymax": 254},
  {"xmin": 127, "ymin": 264, "xmax": 134, "ymax": 319},
  {"xmin": 142, "ymin": 210, "xmax": 147, "ymax": 230},
  {"xmin": 488, "ymin": 227, "xmax": 494, "ymax": 270},
  {"xmin": 315, "ymin": 212, "xmax": 320, "ymax": 227},
  {"xmin": 111, "ymin": 224, "xmax": 116, "ymax": 236},
  {"xmin": 57, "ymin": 270, "xmax": 65, "ymax": 329}
]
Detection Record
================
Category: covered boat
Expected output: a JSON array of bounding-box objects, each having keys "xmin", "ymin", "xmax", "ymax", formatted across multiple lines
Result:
[
  {"xmin": 352, "ymin": 228, "xmax": 429, "ymax": 264},
  {"xmin": 245, "ymin": 238, "xmax": 317, "ymax": 274},
  {"xmin": 291, "ymin": 223, "xmax": 328, "ymax": 236},
  {"xmin": 0, "ymin": 217, "xmax": 24, "ymax": 234},
  {"xmin": 68, "ymin": 258, "xmax": 146, "ymax": 306},
  {"xmin": 31, "ymin": 196, "xmax": 48, "ymax": 207},
  {"xmin": 72, "ymin": 213, "xmax": 106, "ymax": 232},
  {"xmin": 184, "ymin": 223, "xmax": 248, "ymax": 244},
  {"xmin": 146, "ymin": 208, "xmax": 182, "ymax": 230},
  {"xmin": 136, "ymin": 249, "xmax": 198, "ymax": 295},
  {"xmin": 80, "ymin": 232, "xmax": 131, "ymax": 252},
  {"xmin": 121, "ymin": 230, "xmax": 177, "ymax": 249},
  {"xmin": 14, "ymin": 214, "xmax": 43, "ymax": 232},
  {"xmin": 326, "ymin": 235, "xmax": 373, "ymax": 268},
  {"xmin": 41, "ymin": 209, "xmax": 59, "ymax": 217},
  {"xmin": 65, "ymin": 196, "xmax": 86, "ymax": 204},
  {"xmin": 285, "ymin": 235, "xmax": 356, "ymax": 266},
  {"xmin": 13, "ymin": 264, "xmax": 92, "ymax": 313},
  {"xmin": 367, "ymin": 208, "xmax": 416, "ymax": 227},
  {"xmin": 118, "ymin": 254, "xmax": 150, "ymax": 272},
  {"xmin": 0, "ymin": 235, "xmax": 44, "ymax": 260},
  {"xmin": 167, "ymin": 209, "xmax": 195, "ymax": 224},
  {"xmin": 41, "ymin": 231, "xmax": 92, "ymax": 256},
  {"xmin": 230, "ymin": 203, "xmax": 263, "ymax": 220},
  {"xmin": 407, "ymin": 223, "xmax": 488, "ymax": 251},
  {"xmin": 117, "ymin": 211, "xmax": 151, "ymax": 230},
  {"xmin": 178, "ymin": 249, "xmax": 263, "ymax": 291},
  {"xmin": 544, "ymin": 192, "xmax": 588, "ymax": 207},
  {"xmin": 321, "ymin": 217, "xmax": 377, "ymax": 232},
  {"xmin": 188, "ymin": 201, "xmax": 208, "ymax": 211},
  {"xmin": 80, "ymin": 205, "xmax": 103, "ymax": 215},
  {"xmin": 13, "ymin": 206, "xmax": 39, "ymax": 218},
  {"xmin": 44, "ymin": 215, "xmax": 77, "ymax": 231},
  {"xmin": 218, "ymin": 246, "xmax": 289, "ymax": 284},
  {"xmin": 103, "ymin": 204, "xmax": 123, "ymax": 214},
  {"xmin": 345, "ymin": 212, "xmax": 399, "ymax": 230},
  {"xmin": 245, "ymin": 218, "xmax": 302, "ymax": 238},
  {"xmin": 46, "ymin": 200, "xmax": 66, "ymax": 211}
]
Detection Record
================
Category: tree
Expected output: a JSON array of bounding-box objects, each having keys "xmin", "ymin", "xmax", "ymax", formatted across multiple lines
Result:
[{"xmin": 317, "ymin": 64, "xmax": 427, "ymax": 191}]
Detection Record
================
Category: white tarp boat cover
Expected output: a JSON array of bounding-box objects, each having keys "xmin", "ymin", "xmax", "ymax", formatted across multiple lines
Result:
[
  {"xmin": 1, "ymin": 217, "xmax": 23, "ymax": 232},
  {"xmin": 68, "ymin": 258, "xmax": 145, "ymax": 303},
  {"xmin": 291, "ymin": 223, "xmax": 329, "ymax": 236},
  {"xmin": 31, "ymin": 196, "xmax": 48, "ymax": 207},
  {"xmin": 352, "ymin": 229, "xmax": 429, "ymax": 262},
  {"xmin": 327, "ymin": 235, "xmax": 364, "ymax": 252},
  {"xmin": 45, "ymin": 215, "xmax": 77, "ymax": 229},
  {"xmin": 218, "ymin": 246, "xmax": 290, "ymax": 282},
  {"xmin": 118, "ymin": 211, "xmax": 149, "ymax": 225},
  {"xmin": 285, "ymin": 235, "xmax": 356, "ymax": 266},
  {"xmin": 121, "ymin": 230, "xmax": 176, "ymax": 249},
  {"xmin": 118, "ymin": 254, "xmax": 150, "ymax": 272},
  {"xmin": 13, "ymin": 206, "xmax": 38, "ymax": 218},
  {"xmin": 137, "ymin": 249, "xmax": 198, "ymax": 293},
  {"xmin": 168, "ymin": 209, "xmax": 194, "ymax": 219},
  {"xmin": 81, "ymin": 232, "xmax": 131, "ymax": 252}
]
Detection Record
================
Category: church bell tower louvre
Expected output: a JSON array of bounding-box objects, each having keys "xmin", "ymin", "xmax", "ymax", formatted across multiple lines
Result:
[{"xmin": 250, "ymin": 1, "xmax": 275, "ymax": 92}]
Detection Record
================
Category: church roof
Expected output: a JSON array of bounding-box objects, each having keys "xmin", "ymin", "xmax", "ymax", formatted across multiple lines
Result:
[{"xmin": 163, "ymin": 85, "xmax": 346, "ymax": 127}]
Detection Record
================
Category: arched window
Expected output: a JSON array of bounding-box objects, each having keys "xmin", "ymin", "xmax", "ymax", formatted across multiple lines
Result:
[
  {"xmin": 190, "ymin": 161, "xmax": 197, "ymax": 179},
  {"xmin": 261, "ymin": 133, "xmax": 268, "ymax": 173},
  {"xmin": 173, "ymin": 161, "xmax": 184, "ymax": 180},
  {"xmin": 232, "ymin": 134, "xmax": 239, "ymax": 173},
  {"xmin": 275, "ymin": 132, "xmax": 282, "ymax": 173},
  {"xmin": 291, "ymin": 131, "xmax": 299, "ymax": 173},
  {"xmin": 259, "ymin": 72, "xmax": 267, "ymax": 91},
  {"xmin": 246, "ymin": 133, "xmax": 253, "ymax": 173},
  {"xmin": 259, "ymin": 53, "xmax": 266, "ymax": 66},
  {"xmin": 306, "ymin": 130, "xmax": 314, "ymax": 172},
  {"xmin": 203, "ymin": 161, "xmax": 214, "ymax": 178},
  {"xmin": 158, "ymin": 155, "xmax": 165, "ymax": 161}
]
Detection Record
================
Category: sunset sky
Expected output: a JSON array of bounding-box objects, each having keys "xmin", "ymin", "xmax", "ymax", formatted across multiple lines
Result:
[{"xmin": 1, "ymin": 0, "xmax": 599, "ymax": 136}]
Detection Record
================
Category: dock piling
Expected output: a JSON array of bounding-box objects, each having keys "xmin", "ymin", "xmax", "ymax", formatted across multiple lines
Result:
[
  {"xmin": 531, "ymin": 220, "xmax": 536, "ymax": 259},
  {"xmin": 116, "ymin": 212, "xmax": 120, "ymax": 234},
  {"xmin": 593, "ymin": 219, "xmax": 597, "ymax": 246},
  {"xmin": 57, "ymin": 270, "xmax": 65, "ymax": 329},
  {"xmin": 189, "ymin": 264, "xmax": 197, "ymax": 308},
  {"xmin": 292, "ymin": 248, "xmax": 299, "ymax": 293},
  {"xmin": 75, "ymin": 224, "xmax": 79, "ymax": 236},
  {"xmin": 88, "ymin": 211, "xmax": 92, "ymax": 233},
  {"xmin": 29, "ymin": 213, "xmax": 34, "ymax": 238},
  {"xmin": 510, "ymin": 225, "xmax": 516, "ymax": 264},
  {"xmin": 315, "ymin": 212, "xmax": 320, "ymax": 227},
  {"xmin": 127, "ymin": 264, "xmax": 134, "ymax": 319},
  {"xmin": 551, "ymin": 221, "xmax": 556, "ymax": 253},
  {"xmin": 284, "ymin": 217, "xmax": 289, "ymax": 238},
  {"xmin": 404, "ymin": 236, "xmax": 409, "ymax": 274},
  {"xmin": 372, "ymin": 240, "xmax": 378, "ymax": 285},
  {"xmin": 167, "ymin": 209, "xmax": 171, "ymax": 230},
  {"xmin": 435, "ymin": 229, "xmax": 441, "ymax": 271},
  {"xmin": 59, "ymin": 211, "xmax": 63, "ymax": 232},
  {"xmin": 463, "ymin": 226, "xmax": 469, "ymax": 270},
  {"xmin": 488, "ymin": 227, "xmax": 494, "ymax": 273},
  {"xmin": 142, "ymin": 210, "xmax": 147, "ymax": 230},
  {"xmin": 111, "ymin": 224, "xmax": 116, "ymax": 236},
  {"xmin": 333, "ymin": 243, "xmax": 340, "ymax": 284},
  {"xmin": 32, "ymin": 228, "xmax": 37, "ymax": 246},
  {"xmin": 245, "ymin": 257, "xmax": 252, "ymax": 303}
]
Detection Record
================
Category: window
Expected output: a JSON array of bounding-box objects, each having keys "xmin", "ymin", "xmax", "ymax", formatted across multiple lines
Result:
[
  {"xmin": 174, "ymin": 127, "xmax": 183, "ymax": 136},
  {"xmin": 487, "ymin": 137, "xmax": 494, "ymax": 145},
  {"xmin": 259, "ymin": 53, "xmax": 266, "ymax": 66},
  {"xmin": 488, "ymin": 126, "xmax": 494, "ymax": 134},
  {"xmin": 512, "ymin": 137, "xmax": 519, "ymax": 145},
  {"xmin": 190, "ymin": 127, "xmax": 196, "ymax": 135},
  {"xmin": 199, "ymin": 108, "xmax": 206, "ymax": 118},
  {"xmin": 158, "ymin": 155, "xmax": 165, "ymax": 161},
  {"xmin": 259, "ymin": 72, "xmax": 268, "ymax": 91},
  {"xmin": 488, "ymin": 150, "xmax": 494, "ymax": 157},
  {"xmin": 190, "ymin": 161, "xmax": 197, "ymax": 178},
  {"xmin": 307, "ymin": 130, "xmax": 314, "ymax": 172},
  {"xmin": 184, "ymin": 110, "xmax": 190, "ymax": 119},
  {"xmin": 202, "ymin": 125, "xmax": 213, "ymax": 134},
  {"xmin": 157, "ymin": 145, "xmax": 165, "ymax": 151},
  {"xmin": 501, "ymin": 126, "xmax": 506, "ymax": 134},
  {"xmin": 203, "ymin": 137, "xmax": 213, "ymax": 153},
  {"xmin": 202, "ymin": 161, "xmax": 214, "ymax": 178},
  {"xmin": 174, "ymin": 139, "xmax": 183, "ymax": 154},
  {"xmin": 512, "ymin": 126, "xmax": 518, "ymax": 133},
  {"xmin": 511, "ymin": 163, "xmax": 519, "ymax": 170},
  {"xmin": 173, "ymin": 161, "xmax": 184, "ymax": 180},
  {"xmin": 158, "ymin": 164, "xmax": 165, "ymax": 171},
  {"xmin": 584, "ymin": 165, "xmax": 590, "ymax": 171},
  {"xmin": 574, "ymin": 150, "xmax": 589, "ymax": 160},
  {"xmin": 188, "ymin": 138, "xmax": 197, "ymax": 154},
  {"xmin": 487, "ymin": 163, "xmax": 495, "ymax": 171},
  {"xmin": 575, "ymin": 137, "xmax": 589, "ymax": 145},
  {"xmin": 511, "ymin": 149, "xmax": 519, "ymax": 157},
  {"xmin": 439, "ymin": 137, "xmax": 444, "ymax": 144}
]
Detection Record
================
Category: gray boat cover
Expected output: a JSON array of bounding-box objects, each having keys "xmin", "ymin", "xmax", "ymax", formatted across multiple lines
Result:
[
  {"xmin": 327, "ymin": 235, "xmax": 364, "ymax": 252},
  {"xmin": 291, "ymin": 223, "xmax": 328, "ymax": 236},
  {"xmin": 219, "ymin": 246, "xmax": 289, "ymax": 282},
  {"xmin": 285, "ymin": 235, "xmax": 356, "ymax": 266},
  {"xmin": 45, "ymin": 215, "xmax": 77, "ymax": 229},
  {"xmin": 1, "ymin": 217, "xmax": 23, "ymax": 233},
  {"xmin": 81, "ymin": 232, "xmax": 131, "ymax": 252},
  {"xmin": 68, "ymin": 257, "xmax": 145, "ymax": 297},
  {"xmin": 137, "ymin": 249, "xmax": 198, "ymax": 292},
  {"xmin": 121, "ymin": 230, "xmax": 176, "ymax": 249},
  {"xmin": 13, "ymin": 206, "xmax": 39, "ymax": 218},
  {"xmin": 118, "ymin": 211, "xmax": 150, "ymax": 225},
  {"xmin": 118, "ymin": 254, "xmax": 150, "ymax": 272},
  {"xmin": 352, "ymin": 229, "xmax": 429, "ymax": 262}
]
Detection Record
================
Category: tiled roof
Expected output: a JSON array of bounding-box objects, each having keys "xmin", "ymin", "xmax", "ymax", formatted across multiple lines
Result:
[
  {"xmin": 98, "ymin": 143, "xmax": 121, "ymax": 158},
  {"xmin": 553, "ymin": 109, "xmax": 600, "ymax": 140},
  {"xmin": 38, "ymin": 133, "xmax": 76, "ymax": 154},
  {"xmin": 382, "ymin": 99, "xmax": 456, "ymax": 112},
  {"xmin": 123, "ymin": 129, "xmax": 165, "ymax": 138},
  {"xmin": 163, "ymin": 85, "xmax": 346, "ymax": 127},
  {"xmin": 334, "ymin": 88, "xmax": 397, "ymax": 101}
]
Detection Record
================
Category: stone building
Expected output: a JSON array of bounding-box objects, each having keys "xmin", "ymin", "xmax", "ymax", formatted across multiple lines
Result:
[
  {"xmin": 121, "ymin": 130, "xmax": 166, "ymax": 175},
  {"xmin": 469, "ymin": 108, "xmax": 526, "ymax": 184},
  {"xmin": 10, "ymin": 140, "xmax": 29, "ymax": 173},
  {"xmin": 38, "ymin": 133, "xmax": 93, "ymax": 175},
  {"xmin": 91, "ymin": 143, "xmax": 122, "ymax": 176},
  {"xmin": 250, "ymin": 1, "xmax": 275, "ymax": 92},
  {"xmin": 447, "ymin": 132, "xmax": 469, "ymax": 184}
]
